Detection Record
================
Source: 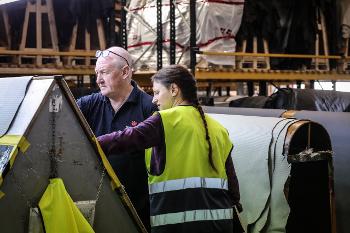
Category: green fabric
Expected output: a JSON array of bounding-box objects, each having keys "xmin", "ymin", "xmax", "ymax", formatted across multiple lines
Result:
[
  {"xmin": 146, "ymin": 106, "xmax": 232, "ymax": 184},
  {"xmin": 39, "ymin": 178, "xmax": 95, "ymax": 233},
  {"xmin": 145, "ymin": 148, "xmax": 151, "ymax": 173}
]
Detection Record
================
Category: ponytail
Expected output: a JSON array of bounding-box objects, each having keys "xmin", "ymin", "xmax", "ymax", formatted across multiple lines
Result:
[
  {"xmin": 193, "ymin": 100, "xmax": 217, "ymax": 173},
  {"xmin": 151, "ymin": 65, "xmax": 217, "ymax": 172}
]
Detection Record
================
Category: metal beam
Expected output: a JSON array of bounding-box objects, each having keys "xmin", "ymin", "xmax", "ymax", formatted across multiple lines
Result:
[
  {"xmin": 169, "ymin": 1, "xmax": 176, "ymax": 64},
  {"xmin": 0, "ymin": 67, "xmax": 95, "ymax": 75},
  {"xmin": 156, "ymin": 0, "xmax": 163, "ymax": 70},
  {"xmin": 189, "ymin": 0, "xmax": 196, "ymax": 74},
  {"xmin": 107, "ymin": 1, "xmax": 116, "ymax": 47},
  {"xmin": 259, "ymin": 81, "xmax": 267, "ymax": 96},
  {"xmin": 121, "ymin": 0, "xmax": 127, "ymax": 49},
  {"xmin": 1, "ymin": 67, "xmax": 350, "ymax": 82},
  {"xmin": 0, "ymin": 49, "xmax": 95, "ymax": 56},
  {"xmin": 199, "ymin": 51, "xmax": 343, "ymax": 60},
  {"xmin": 247, "ymin": 81, "xmax": 254, "ymax": 96},
  {"xmin": 195, "ymin": 70, "xmax": 350, "ymax": 81}
]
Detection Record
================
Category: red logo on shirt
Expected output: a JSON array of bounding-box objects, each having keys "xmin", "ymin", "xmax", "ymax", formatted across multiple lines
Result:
[{"xmin": 131, "ymin": 121, "xmax": 138, "ymax": 127}]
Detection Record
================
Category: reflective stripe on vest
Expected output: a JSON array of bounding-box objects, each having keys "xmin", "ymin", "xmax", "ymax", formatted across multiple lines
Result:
[
  {"xmin": 149, "ymin": 177, "xmax": 228, "ymax": 194},
  {"xmin": 150, "ymin": 208, "xmax": 233, "ymax": 227}
]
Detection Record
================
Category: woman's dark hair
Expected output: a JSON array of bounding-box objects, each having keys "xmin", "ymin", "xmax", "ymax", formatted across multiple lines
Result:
[{"xmin": 151, "ymin": 65, "xmax": 217, "ymax": 172}]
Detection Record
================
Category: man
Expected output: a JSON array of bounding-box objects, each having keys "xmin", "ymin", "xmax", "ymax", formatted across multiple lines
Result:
[{"xmin": 77, "ymin": 46, "xmax": 157, "ymax": 231}]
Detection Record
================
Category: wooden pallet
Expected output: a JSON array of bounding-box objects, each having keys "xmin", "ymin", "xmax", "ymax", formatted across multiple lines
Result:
[
  {"xmin": 18, "ymin": 0, "xmax": 61, "ymax": 66},
  {"xmin": 67, "ymin": 19, "xmax": 106, "ymax": 66},
  {"xmin": 0, "ymin": 6, "xmax": 10, "ymax": 50},
  {"xmin": 312, "ymin": 8, "xmax": 330, "ymax": 71},
  {"xmin": 342, "ymin": 38, "xmax": 350, "ymax": 71},
  {"xmin": 238, "ymin": 37, "xmax": 270, "ymax": 70}
]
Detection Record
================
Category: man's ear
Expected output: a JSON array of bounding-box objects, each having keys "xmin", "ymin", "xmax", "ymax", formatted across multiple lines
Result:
[
  {"xmin": 170, "ymin": 83, "xmax": 179, "ymax": 97},
  {"xmin": 122, "ymin": 66, "xmax": 130, "ymax": 79}
]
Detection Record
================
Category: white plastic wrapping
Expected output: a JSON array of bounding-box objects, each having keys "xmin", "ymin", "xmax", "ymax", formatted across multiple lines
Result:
[{"xmin": 127, "ymin": 0, "xmax": 244, "ymax": 70}]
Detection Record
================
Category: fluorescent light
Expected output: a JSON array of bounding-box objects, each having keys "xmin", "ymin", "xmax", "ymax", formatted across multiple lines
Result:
[
  {"xmin": 336, "ymin": 82, "xmax": 350, "ymax": 92},
  {"xmin": 315, "ymin": 81, "xmax": 334, "ymax": 91},
  {"xmin": 0, "ymin": 0, "xmax": 22, "ymax": 5}
]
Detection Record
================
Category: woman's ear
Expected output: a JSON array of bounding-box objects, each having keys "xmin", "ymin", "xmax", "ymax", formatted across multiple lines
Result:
[{"xmin": 170, "ymin": 83, "xmax": 179, "ymax": 97}]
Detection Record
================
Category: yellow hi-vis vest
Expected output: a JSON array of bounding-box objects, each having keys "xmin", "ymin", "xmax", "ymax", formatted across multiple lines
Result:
[
  {"xmin": 39, "ymin": 178, "xmax": 95, "ymax": 233},
  {"xmin": 145, "ymin": 106, "xmax": 234, "ymax": 232}
]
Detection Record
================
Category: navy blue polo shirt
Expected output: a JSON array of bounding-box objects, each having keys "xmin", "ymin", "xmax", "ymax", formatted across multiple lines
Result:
[
  {"xmin": 77, "ymin": 80, "xmax": 157, "ymax": 137},
  {"xmin": 77, "ymin": 80, "xmax": 157, "ymax": 231}
]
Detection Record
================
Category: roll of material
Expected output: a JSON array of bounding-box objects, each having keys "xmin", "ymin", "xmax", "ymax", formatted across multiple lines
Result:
[
  {"xmin": 204, "ymin": 106, "xmax": 286, "ymax": 118},
  {"xmin": 293, "ymin": 110, "xmax": 350, "ymax": 233},
  {"xmin": 205, "ymin": 106, "xmax": 349, "ymax": 233},
  {"xmin": 209, "ymin": 113, "xmax": 296, "ymax": 233}
]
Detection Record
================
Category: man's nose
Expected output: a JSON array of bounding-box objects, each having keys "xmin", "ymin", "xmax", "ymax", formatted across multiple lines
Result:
[
  {"xmin": 96, "ymin": 73, "xmax": 102, "ymax": 83},
  {"xmin": 152, "ymin": 97, "xmax": 157, "ymax": 104}
]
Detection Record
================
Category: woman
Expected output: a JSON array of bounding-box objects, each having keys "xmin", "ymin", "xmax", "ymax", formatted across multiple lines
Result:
[{"xmin": 98, "ymin": 65, "xmax": 241, "ymax": 233}]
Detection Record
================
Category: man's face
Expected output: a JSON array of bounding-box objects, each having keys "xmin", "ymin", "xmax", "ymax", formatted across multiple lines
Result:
[
  {"xmin": 95, "ymin": 57, "xmax": 124, "ymax": 98},
  {"xmin": 152, "ymin": 81, "xmax": 174, "ymax": 110}
]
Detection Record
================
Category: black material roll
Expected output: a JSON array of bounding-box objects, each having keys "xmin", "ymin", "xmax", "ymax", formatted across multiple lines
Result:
[{"xmin": 294, "ymin": 110, "xmax": 350, "ymax": 233}]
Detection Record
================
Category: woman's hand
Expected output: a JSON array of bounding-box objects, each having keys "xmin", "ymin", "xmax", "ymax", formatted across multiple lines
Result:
[{"xmin": 97, "ymin": 132, "xmax": 116, "ymax": 153}]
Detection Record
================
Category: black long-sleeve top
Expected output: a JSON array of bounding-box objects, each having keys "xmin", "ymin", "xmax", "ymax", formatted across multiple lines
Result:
[{"xmin": 98, "ymin": 112, "xmax": 241, "ymax": 207}]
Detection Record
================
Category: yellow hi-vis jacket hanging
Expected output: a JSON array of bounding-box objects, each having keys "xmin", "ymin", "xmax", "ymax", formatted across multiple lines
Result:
[{"xmin": 39, "ymin": 178, "xmax": 95, "ymax": 233}]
